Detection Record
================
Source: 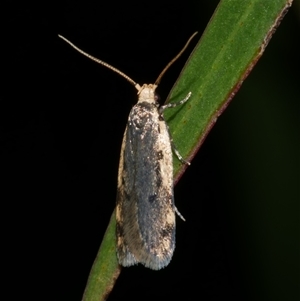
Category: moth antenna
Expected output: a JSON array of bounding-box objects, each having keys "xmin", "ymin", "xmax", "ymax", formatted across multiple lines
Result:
[
  {"xmin": 154, "ymin": 32, "xmax": 198, "ymax": 86},
  {"xmin": 58, "ymin": 35, "xmax": 141, "ymax": 91}
]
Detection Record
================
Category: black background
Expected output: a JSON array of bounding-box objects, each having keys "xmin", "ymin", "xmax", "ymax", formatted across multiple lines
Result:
[{"xmin": 2, "ymin": 1, "xmax": 299, "ymax": 301}]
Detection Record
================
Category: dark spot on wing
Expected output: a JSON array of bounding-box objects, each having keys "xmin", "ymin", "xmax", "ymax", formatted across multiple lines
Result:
[
  {"xmin": 116, "ymin": 220, "xmax": 124, "ymax": 237},
  {"xmin": 157, "ymin": 151, "xmax": 163, "ymax": 160},
  {"xmin": 160, "ymin": 224, "xmax": 173, "ymax": 238},
  {"xmin": 148, "ymin": 194, "xmax": 157, "ymax": 203},
  {"xmin": 121, "ymin": 175, "xmax": 126, "ymax": 185}
]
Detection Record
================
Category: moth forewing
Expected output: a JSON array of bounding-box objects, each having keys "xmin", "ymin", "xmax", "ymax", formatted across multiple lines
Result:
[{"xmin": 116, "ymin": 84, "xmax": 176, "ymax": 270}]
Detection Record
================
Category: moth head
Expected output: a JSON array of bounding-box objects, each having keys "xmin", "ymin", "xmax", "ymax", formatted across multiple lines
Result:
[{"xmin": 137, "ymin": 84, "xmax": 158, "ymax": 104}]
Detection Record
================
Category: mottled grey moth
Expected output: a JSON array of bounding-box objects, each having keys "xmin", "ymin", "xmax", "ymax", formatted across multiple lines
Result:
[{"xmin": 58, "ymin": 32, "xmax": 197, "ymax": 270}]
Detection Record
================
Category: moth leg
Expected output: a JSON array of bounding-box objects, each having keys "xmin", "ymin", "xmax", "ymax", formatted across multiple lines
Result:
[
  {"xmin": 159, "ymin": 91, "xmax": 192, "ymax": 165},
  {"xmin": 175, "ymin": 206, "xmax": 186, "ymax": 221},
  {"xmin": 161, "ymin": 92, "xmax": 191, "ymax": 222},
  {"xmin": 171, "ymin": 141, "xmax": 190, "ymax": 165},
  {"xmin": 159, "ymin": 92, "xmax": 191, "ymax": 112}
]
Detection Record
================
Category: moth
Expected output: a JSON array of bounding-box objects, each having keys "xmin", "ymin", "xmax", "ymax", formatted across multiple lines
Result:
[{"xmin": 58, "ymin": 32, "xmax": 197, "ymax": 269}]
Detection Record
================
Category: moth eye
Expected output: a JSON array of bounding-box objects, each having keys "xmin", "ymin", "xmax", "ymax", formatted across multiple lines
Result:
[{"xmin": 154, "ymin": 93, "xmax": 160, "ymax": 103}]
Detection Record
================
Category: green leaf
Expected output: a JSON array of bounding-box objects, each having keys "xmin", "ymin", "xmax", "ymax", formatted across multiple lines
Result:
[
  {"xmin": 165, "ymin": 0, "xmax": 293, "ymax": 182},
  {"xmin": 82, "ymin": 212, "xmax": 120, "ymax": 301},
  {"xmin": 82, "ymin": 1, "xmax": 293, "ymax": 300}
]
